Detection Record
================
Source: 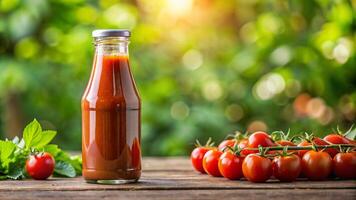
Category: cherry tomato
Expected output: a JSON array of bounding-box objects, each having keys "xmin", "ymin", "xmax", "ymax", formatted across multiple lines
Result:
[
  {"xmin": 242, "ymin": 154, "xmax": 272, "ymax": 183},
  {"xmin": 26, "ymin": 152, "xmax": 55, "ymax": 180},
  {"xmin": 298, "ymin": 137, "xmax": 335, "ymax": 158},
  {"xmin": 276, "ymin": 140, "xmax": 296, "ymax": 153},
  {"xmin": 238, "ymin": 139, "xmax": 251, "ymax": 156},
  {"xmin": 324, "ymin": 134, "xmax": 351, "ymax": 145},
  {"xmin": 297, "ymin": 141, "xmax": 311, "ymax": 158},
  {"xmin": 323, "ymin": 134, "xmax": 352, "ymax": 158},
  {"xmin": 333, "ymin": 152, "xmax": 356, "ymax": 179},
  {"xmin": 276, "ymin": 140, "xmax": 296, "ymax": 146},
  {"xmin": 301, "ymin": 150, "xmax": 332, "ymax": 180},
  {"xmin": 218, "ymin": 139, "xmax": 236, "ymax": 151},
  {"xmin": 248, "ymin": 131, "xmax": 275, "ymax": 148},
  {"xmin": 218, "ymin": 151, "xmax": 244, "ymax": 180},
  {"xmin": 191, "ymin": 147, "xmax": 212, "ymax": 173},
  {"xmin": 272, "ymin": 154, "xmax": 301, "ymax": 182},
  {"xmin": 203, "ymin": 149, "xmax": 223, "ymax": 177}
]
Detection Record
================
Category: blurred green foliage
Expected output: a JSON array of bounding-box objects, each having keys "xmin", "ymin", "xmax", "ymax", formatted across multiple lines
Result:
[{"xmin": 0, "ymin": 0, "xmax": 355, "ymax": 155}]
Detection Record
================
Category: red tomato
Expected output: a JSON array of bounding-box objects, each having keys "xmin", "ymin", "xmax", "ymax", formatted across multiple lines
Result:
[
  {"xmin": 323, "ymin": 134, "xmax": 352, "ymax": 158},
  {"xmin": 191, "ymin": 147, "xmax": 212, "ymax": 173},
  {"xmin": 218, "ymin": 151, "xmax": 244, "ymax": 180},
  {"xmin": 276, "ymin": 140, "xmax": 296, "ymax": 146},
  {"xmin": 238, "ymin": 139, "xmax": 251, "ymax": 156},
  {"xmin": 333, "ymin": 152, "xmax": 356, "ymax": 179},
  {"xmin": 242, "ymin": 154, "xmax": 272, "ymax": 182},
  {"xmin": 297, "ymin": 141, "xmax": 311, "ymax": 158},
  {"xmin": 203, "ymin": 149, "xmax": 223, "ymax": 177},
  {"xmin": 324, "ymin": 134, "xmax": 351, "ymax": 144},
  {"xmin": 218, "ymin": 139, "xmax": 236, "ymax": 151},
  {"xmin": 301, "ymin": 150, "xmax": 332, "ymax": 181},
  {"xmin": 26, "ymin": 152, "xmax": 55, "ymax": 180},
  {"xmin": 276, "ymin": 140, "xmax": 296, "ymax": 153},
  {"xmin": 298, "ymin": 137, "xmax": 336, "ymax": 158},
  {"xmin": 248, "ymin": 131, "xmax": 275, "ymax": 148},
  {"xmin": 272, "ymin": 154, "xmax": 301, "ymax": 182}
]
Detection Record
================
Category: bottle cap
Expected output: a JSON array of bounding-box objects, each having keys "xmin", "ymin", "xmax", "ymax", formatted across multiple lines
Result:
[{"xmin": 92, "ymin": 29, "xmax": 131, "ymax": 38}]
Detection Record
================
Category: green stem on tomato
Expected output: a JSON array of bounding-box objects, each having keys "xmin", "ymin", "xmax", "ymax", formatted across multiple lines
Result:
[{"xmin": 244, "ymin": 144, "xmax": 356, "ymax": 151}]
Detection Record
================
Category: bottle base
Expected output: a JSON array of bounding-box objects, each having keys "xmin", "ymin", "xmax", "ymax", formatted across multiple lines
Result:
[{"xmin": 86, "ymin": 178, "xmax": 139, "ymax": 185}]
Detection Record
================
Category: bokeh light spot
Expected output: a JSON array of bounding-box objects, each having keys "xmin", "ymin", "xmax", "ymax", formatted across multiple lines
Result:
[
  {"xmin": 170, "ymin": 101, "xmax": 190, "ymax": 120},
  {"xmin": 254, "ymin": 73, "xmax": 285, "ymax": 100},
  {"xmin": 225, "ymin": 104, "xmax": 244, "ymax": 122},
  {"xmin": 247, "ymin": 121, "xmax": 267, "ymax": 132},
  {"xmin": 182, "ymin": 49, "xmax": 203, "ymax": 70},
  {"xmin": 202, "ymin": 81, "xmax": 223, "ymax": 101}
]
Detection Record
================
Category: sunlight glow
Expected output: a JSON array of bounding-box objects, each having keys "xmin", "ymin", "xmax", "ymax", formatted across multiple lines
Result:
[{"xmin": 165, "ymin": 0, "xmax": 193, "ymax": 16}]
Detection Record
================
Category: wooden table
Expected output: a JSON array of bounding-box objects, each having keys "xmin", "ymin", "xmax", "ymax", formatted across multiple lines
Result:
[{"xmin": 0, "ymin": 157, "xmax": 355, "ymax": 200}]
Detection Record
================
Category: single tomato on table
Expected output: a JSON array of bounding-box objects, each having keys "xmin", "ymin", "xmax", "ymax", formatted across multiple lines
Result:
[
  {"xmin": 301, "ymin": 150, "xmax": 332, "ymax": 181},
  {"xmin": 218, "ymin": 151, "xmax": 244, "ymax": 180},
  {"xmin": 26, "ymin": 152, "xmax": 55, "ymax": 180},
  {"xmin": 272, "ymin": 154, "xmax": 301, "ymax": 182},
  {"xmin": 242, "ymin": 154, "xmax": 272, "ymax": 183},
  {"xmin": 333, "ymin": 151, "xmax": 356, "ymax": 179},
  {"xmin": 203, "ymin": 149, "xmax": 223, "ymax": 177}
]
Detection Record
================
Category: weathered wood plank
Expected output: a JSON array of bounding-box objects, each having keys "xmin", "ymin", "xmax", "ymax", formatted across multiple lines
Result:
[
  {"xmin": 142, "ymin": 157, "xmax": 192, "ymax": 171},
  {"xmin": 0, "ymin": 189, "xmax": 355, "ymax": 200},
  {"xmin": 0, "ymin": 170, "xmax": 355, "ymax": 191},
  {"xmin": 0, "ymin": 156, "xmax": 354, "ymax": 200}
]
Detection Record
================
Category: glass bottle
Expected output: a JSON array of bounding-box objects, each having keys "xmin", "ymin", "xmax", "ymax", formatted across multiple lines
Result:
[{"xmin": 81, "ymin": 30, "xmax": 141, "ymax": 184}]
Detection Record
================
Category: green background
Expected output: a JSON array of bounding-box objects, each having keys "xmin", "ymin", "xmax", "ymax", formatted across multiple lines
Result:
[{"xmin": 0, "ymin": 0, "xmax": 355, "ymax": 155}]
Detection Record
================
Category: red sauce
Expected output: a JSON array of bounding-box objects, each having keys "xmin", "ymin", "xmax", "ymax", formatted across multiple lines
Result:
[{"xmin": 81, "ymin": 54, "xmax": 141, "ymax": 181}]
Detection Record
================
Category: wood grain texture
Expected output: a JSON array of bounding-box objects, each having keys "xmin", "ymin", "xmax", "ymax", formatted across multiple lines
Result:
[
  {"xmin": 0, "ymin": 189, "xmax": 355, "ymax": 200},
  {"xmin": 0, "ymin": 157, "xmax": 355, "ymax": 200}
]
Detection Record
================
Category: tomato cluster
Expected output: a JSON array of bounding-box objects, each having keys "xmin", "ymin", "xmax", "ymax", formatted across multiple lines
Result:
[{"xmin": 191, "ymin": 131, "xmax": 356, "ymax": 183}]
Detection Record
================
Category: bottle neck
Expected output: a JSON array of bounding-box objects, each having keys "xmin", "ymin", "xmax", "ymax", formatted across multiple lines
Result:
[{"xmin": 94, "ymin": 37, "xmax": 130, "ymax": 56}]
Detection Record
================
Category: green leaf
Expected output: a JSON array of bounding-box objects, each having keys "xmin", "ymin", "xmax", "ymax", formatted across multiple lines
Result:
[
  {"xmin": 0, "ymin": 140, "xmax": 16, "ymax": 162},
  {"xmin": 7, "ymin": 167, "xmax": 25, "ymax": 180},
  {"xmin": 23, "ymin": 119, "xmax": 42, "ymax": 150},
  {"xmin": 12, "ymin": 136, "xmax": 19, "ymax": 144},
  {"xmin": 69, "ymin": 155, "xmax": 82, "ymax": 175},
  {"xmin": 344, "ymin": 127, "xmax": 356, "ymax": 141},
  {"xmin": 54, "ymin": 161, "xmax": 76, "ymax": 178},
  {"xmin": 44, "ymin": 144, "xmax": 61, "ymax": 157},
  {"xmin": 33, "ymin": 130, "xmax": 57, "ymax": 148}
]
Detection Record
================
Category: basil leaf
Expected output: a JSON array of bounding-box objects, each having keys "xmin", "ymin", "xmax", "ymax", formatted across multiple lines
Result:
[
  {"xmin": 23, "ymin": 119, "xmax": 42, "ymax": 150},
  {"xmin": 54, "ymin": 161, "xmax": 76, "ymax": 178},
  {"xmin": 69, "ymin": 155, "xmax": 82, "ymax": 175},
  {"xmin": 33, "ymin": 130, "xmax": 57, "ymax": 148},
  {"xmin": 0, "ymin": 140, "xmax": 16, "ymax": 162},
  {"xmin": 44, "ymin": 144, "xmax": 61, "ymax": 157},
  {"xmin": 7, "ymin": 167, "xmax": 25, "ymax": 180}
]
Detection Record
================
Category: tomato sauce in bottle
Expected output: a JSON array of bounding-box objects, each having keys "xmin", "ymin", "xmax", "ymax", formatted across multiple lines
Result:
[{"xmin": 81, "ymin": 30, "xmax": 141, "ymax": 184}]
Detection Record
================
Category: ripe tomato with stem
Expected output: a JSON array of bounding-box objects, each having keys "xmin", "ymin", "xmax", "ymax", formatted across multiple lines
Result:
[
  {"xmin": 272, "ymin": 147, "xmax": 302, "ymax": 182},
  {"xmin": 26, "ymin": 152, "xmax": 55, "ymax": 180},
  {"xmin": 191, "ymin": 138, "xmax": 215, "ymax": 174},
  {"xmin": 301, "ymin": 149, "xmax": 332, "ymax": 181},
  {"xmin": 242, "ymin": 147, "xmax": 272, "ymax": 183},
  {"xmin": 333, "ymin": 150, "xmax": 356, "ymax": 179},
  {"xmin": 218, "ymin": 150, "xmax": 244, "ymax": 180}
]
